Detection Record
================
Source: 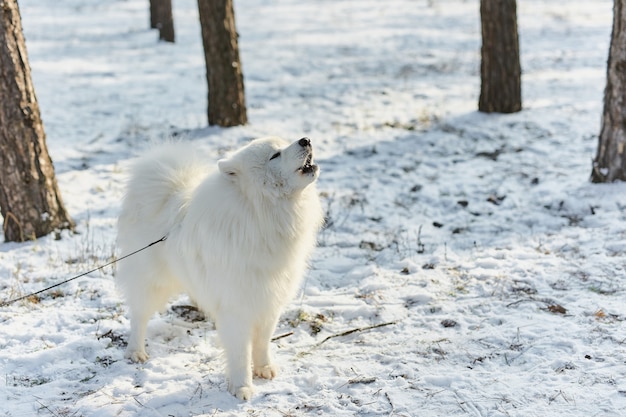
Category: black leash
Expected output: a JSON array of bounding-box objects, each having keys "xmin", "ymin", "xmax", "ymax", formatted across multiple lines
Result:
[{"xmin": 0, "ymin": 235, "xmax": 167, "ymax": 308}]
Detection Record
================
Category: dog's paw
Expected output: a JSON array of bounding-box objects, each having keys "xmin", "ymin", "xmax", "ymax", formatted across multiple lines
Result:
[
  {"xmin": 254, "ymin": 363, "xmax": 279, "ymax": 380},
  {"xmin": 125, "ymin": 348, "xmax": 149, "ymax": 363},
  {"xmin": 229, "ymin": 384, "xmax": 254, "ymax": 401}
]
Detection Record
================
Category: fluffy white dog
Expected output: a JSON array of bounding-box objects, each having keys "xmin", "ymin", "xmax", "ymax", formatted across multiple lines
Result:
[{"xmin": 116, "ymin": 136, "xmax": 323, "ymax": 400}]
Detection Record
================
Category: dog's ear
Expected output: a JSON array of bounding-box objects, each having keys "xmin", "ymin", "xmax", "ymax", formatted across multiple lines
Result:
[{"xmin": 218, "ymin": 158, "xmax": 239, "ymax": 180}]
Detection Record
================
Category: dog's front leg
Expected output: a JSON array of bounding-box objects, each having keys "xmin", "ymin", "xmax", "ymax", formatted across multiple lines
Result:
[
  {"xmin": 252, "ymin": 313, "xmax": 280, "ymax": 380},
  {"xmin": 125, "ymin": 311, "xmax": 150, "ymax": 362},
  {"xmin": 216, "ymin": 312, "xmax": 254, "ymax": 400}
]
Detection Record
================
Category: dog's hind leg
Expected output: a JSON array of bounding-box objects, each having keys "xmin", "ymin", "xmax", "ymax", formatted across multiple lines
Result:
[
  {"xmin": 124, "ymin": 273, "xmax": 177, "ymax": 363},
  {"xmin": 216, "ymin": 312, "xmax": 254, "ymax": 400},
  {"xmin": 252, "ymin": 313, "xmax": 280, "ymax": 380}
]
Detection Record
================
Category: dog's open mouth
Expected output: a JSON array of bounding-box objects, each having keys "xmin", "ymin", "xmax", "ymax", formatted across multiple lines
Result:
[{"xmin": 299, "ymin": 152, "xmax": 318, "ymax": 175}]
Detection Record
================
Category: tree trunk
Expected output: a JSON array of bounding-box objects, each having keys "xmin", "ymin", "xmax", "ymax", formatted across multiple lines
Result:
[
  {"xmin": 479, "ymin": 0, "xmax": 522, "ymax": 113},
  {"xmin": 149, "ymin": 0, "xmax": 158, "ymax": 28},
  {"xmin": 0, "ymin": 0, "xmax": 74, "ymax": 242},
  {"xmin": 591, "ymin": 0, "xmax": 626, "ymax": 183},
  {"xmin": 197, "ymin": 0, "xmax": 247, "ymax": 127},
  {"xmin": 150, "ymin": 0, "xmax": 175, "ymax": 43}
]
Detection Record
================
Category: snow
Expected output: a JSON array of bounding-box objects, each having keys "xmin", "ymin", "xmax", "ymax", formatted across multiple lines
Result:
[{"xmin": 1, "ymin": 0, "xmax": 625, "ymax": 416}]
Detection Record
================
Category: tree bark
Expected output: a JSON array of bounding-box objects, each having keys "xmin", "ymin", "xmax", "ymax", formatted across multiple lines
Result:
[
  {"xmin": 479, "ymin": 0, "xmax": 522, "ymax": 113},
  {"xmin": 197, "ymin": 0, "xmax": 247, "ymax": 127},
  {"xmin": 591, "ymin": 0, "xmax": 626, "ymax": 183},
  {"xmin": 150, "ymin": 0, "xmax": 175, "ymax": 43},
  {"xmin": 0, "ymin": 0, "xmax": 74, "ymax": 242},
  {"xmin": 149, "ymin": 0, "xmax": 158, "ymax": 29}
]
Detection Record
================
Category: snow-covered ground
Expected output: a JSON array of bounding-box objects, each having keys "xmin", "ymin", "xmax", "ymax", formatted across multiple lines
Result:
[{"xmin": 2, "ymin": 0, "xmax": 625, "ymax": 415}]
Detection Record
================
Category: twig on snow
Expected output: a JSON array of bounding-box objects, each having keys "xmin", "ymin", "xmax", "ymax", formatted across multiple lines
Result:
[
  {"xmin": 35, "ymin": 399, "xmax": 59, "ymax": 417},
  {"xmin": 385, "ymin": 391, "xmax": 395, "ymax": 414},
  {"xmin": 349, "ymin": 376, "xmax": 377, "ymax": 385},
  {"xmin": 133, "ymin": 396, "xmax": 144, "ymax": 407},
  {"xmin": 506, "ymin": 297, "xmax": 538, "ymax": 308},
  {"xmin": 269, "ymin": 407, "xmax": 293, "ymax": 416},
  {"xmin": 337, "ymin": 375, "xmax": 378, "ymax": 390},
  {"xmin": 549, "ymin": 389, "xmax": 572, "ymax": 404},
  {"xmin": 315, "ymin": 321, "xmax": 397, "ymax": 347},
  {"xmin": 190, "ymin": 382, "xmax": 203, "ymax": 401},
  {"xmin": 271, "ymin": 331, "xmax": 294, "ymax": 342}
]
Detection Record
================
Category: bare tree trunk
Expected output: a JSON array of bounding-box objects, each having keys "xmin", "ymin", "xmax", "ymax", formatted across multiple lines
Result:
[
  {"xmin": 149, "ymin": 0, "xmax": 175, "ymax": 42},
  {"xmin": 149, "ymin": 0, "xmax": 158, "ymax": 28},
  {"xmin": 591, "ymin": 0, "xmax": 626, "ymax": 183},
  {"xmin": 197, "ymin": 0, "xmax": 247, "ymax": 127},
  {"xmin": 0, "ymin": 0, "xmax": 74, "ymax": 242},
  {"xmin": 479, "ymin": 0, "xmax": 522, "ymax": 113},
  {"xmin": 157, "ymin": 0, "xmax": 175, "ymax": 43}
]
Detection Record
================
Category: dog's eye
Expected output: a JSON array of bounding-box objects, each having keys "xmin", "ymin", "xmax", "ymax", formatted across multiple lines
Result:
[{"xmin": 269, "ymin": 151, "xmax": 281, "ymax": 161}]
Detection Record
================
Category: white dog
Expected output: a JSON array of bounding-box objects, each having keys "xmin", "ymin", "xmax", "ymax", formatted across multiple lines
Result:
[{"xmin": 116, "ymin": 136, "xmax": 323, "ymax": 400}]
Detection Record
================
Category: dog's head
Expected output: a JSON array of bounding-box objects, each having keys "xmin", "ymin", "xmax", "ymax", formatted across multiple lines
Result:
[{"xmin": 218, "ymin": 136, "xmax": 320, "ymax": 197}]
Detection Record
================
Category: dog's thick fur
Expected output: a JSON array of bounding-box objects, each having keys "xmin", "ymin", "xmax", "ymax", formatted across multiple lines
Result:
[{"xmin": 116, "ymin": 137, "xmax": 323, "ymax": 400}]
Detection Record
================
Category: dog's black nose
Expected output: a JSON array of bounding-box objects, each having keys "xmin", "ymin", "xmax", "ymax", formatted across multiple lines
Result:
[{"xmin": 298, "ymin": 137, "xmax": 311, "ymax": 147}]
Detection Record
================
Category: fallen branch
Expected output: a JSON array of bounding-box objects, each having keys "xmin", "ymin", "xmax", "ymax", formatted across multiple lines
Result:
[
  {"xmin": 506, "ymin": 297, "xmax": 557, "ymax": 308},
  {"xmin": 315, "ymin": 321, "xmax": 397, "ymax": 347},
  {"xmin": 506, "ymin": 297, "xmax": 538, "ymax": 308},
  {"xmin": 385, "ymin": 392, "xmax": 395, "ymax": 414},
  {"xmin": 271, "ymin": 331, "xmax": 294, "ymax": 342},
  {"xmin": 349, "ymin": 376, "xmax": 377, "ymax": 385},
  {"xmin": 35, "ymin": 399, "xmax": 58, "ymax": 417}
]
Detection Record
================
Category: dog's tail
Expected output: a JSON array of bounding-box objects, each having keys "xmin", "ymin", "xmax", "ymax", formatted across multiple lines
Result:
[{"xmin": 118, "ymin": 143, "xmax": 209, "ymax": 252}]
